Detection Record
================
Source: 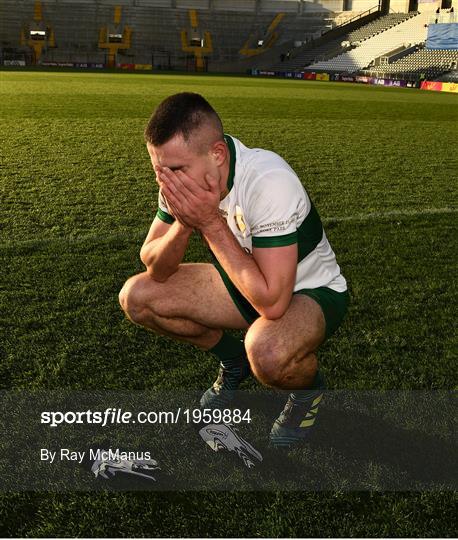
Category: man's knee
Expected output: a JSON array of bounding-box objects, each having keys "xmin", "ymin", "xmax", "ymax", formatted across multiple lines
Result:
[
  {"xmin": 245, "ymin": 325, "xmax": 316, "ymax": 388},
  {"xmin": 119, "ymin": 273, "xmax": 153, "ymax": 325},
  {"xmin": 245, "ymin": 330, "xmax": 288, "ymax": 387}
]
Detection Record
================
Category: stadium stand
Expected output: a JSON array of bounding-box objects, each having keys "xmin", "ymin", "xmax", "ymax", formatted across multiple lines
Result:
[
  {"xmin": 262, "ymin": 10, "xmax": 420, "ymax": 71},
  {"xmin": 358, "ymin": 8, "xmax": 458, "ymax": 82},
  {"xmin": 307, "ymin": 10, "xmax": 430, "ymax": 72},
  {"xmin": 346, "ymin": 12, "xmax": 415, "ymax": 43},
  {"xmin": 259, "ymin": 7, "xmax": 382, "ymax": 71},
  {"xmin": 0, "ymin": 0, "xmax": 332, "ymax": 70},
  {"xmin": 436, "ymin": 69, "xmax": 458, "ymax": 81},
  {"xmin": 362, "ymin": 47, "xmax": 458, "ymax": 80},
  {"xmin": 1, "ymin": 0, "xmax": 455, "ymax": 81}
]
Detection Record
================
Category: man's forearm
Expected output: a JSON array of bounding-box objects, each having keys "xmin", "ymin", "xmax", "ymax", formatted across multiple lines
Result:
[
  {"xmin": 140, "ymin": 221, "xmax": 192, "ymax": 281},
  {"xmin": 201, "ymin": 217, "xmax": 273, "ymax": 312}
]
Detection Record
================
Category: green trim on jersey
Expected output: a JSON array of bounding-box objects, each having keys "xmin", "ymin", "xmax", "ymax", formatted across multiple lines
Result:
[
  {"xmin": 252, "ymin": 231, "xmax": 298, "ymax": 248},
  {"xmin": 251, "ymin": 201, "xmax": 324, "ymax": 260},
  {"xmin": 224, "ymin": 134, "xmax": 236, "ymax": 192},
  {"xmin": 297, "ymin": 201, "xmax": 324, "ymax": 261},
  {"xmin": 156, "ymin": 208, "xmax": 175, "ymax": 224}
]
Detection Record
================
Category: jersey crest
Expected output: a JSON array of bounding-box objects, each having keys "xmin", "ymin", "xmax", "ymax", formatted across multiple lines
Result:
[{"xmin": 234, "ymin": 205, "xmax": 247, "ymax": 236}]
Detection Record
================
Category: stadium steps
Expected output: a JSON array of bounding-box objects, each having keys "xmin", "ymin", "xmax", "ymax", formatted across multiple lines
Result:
[
  {"xmin": 262, "ymin": 9, "xmax": 386, "ymax": 72},
  {"xmin": 436, "ymin": 69, "xmax": 458, "ymax": 82},
  {"xmin": 307, "ymin": 11, "xmax": 430, "ymax": 73},
  {"xmin": 362, "ymin": 48, "xmax": 458, "ymax": 80},
  {"xmin": 345, "ymin": 12, "xmax": 416, "ymax": 44}
]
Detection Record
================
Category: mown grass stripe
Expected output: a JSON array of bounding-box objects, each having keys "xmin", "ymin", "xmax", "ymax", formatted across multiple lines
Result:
[{"xmin": 1, "ymin": 207, "xmax": 455, "ymax": 251}]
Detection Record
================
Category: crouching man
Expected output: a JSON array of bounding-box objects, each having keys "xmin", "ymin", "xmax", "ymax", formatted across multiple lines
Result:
[{"xmin": 119, "ymin": 92, "xmax": 349, "ymax": 448}]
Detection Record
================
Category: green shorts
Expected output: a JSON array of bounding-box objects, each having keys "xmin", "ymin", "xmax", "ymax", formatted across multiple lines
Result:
[{"xmin": 214, "ymin": 262, "xmax": 350, "ymax": 341}]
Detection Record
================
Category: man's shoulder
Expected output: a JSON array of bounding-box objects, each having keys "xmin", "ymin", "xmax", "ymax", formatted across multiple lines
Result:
[
  {"xmin": 230, "ymin": 134, "xmax": 286, "ymax": 166},
  {"xmin": 229, "ymin": 135, "xmax": 298, "ymax": 185}
]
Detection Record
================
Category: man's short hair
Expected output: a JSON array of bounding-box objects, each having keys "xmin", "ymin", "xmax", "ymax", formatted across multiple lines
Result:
[{"xmin": 144, "ymin": 92, "xmax": 224, "ymax": 151}]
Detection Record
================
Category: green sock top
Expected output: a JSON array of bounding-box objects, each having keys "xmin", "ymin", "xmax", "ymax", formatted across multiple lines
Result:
[
  {"xmin": 209, "ymin": 332, "xmax": 245, "ymax": 364},
  {"xmin": 291, "ymin": 371, "xmax": 326, "ymax": 402}
]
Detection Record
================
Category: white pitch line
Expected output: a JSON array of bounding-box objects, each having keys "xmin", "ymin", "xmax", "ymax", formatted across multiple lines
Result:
[
  {"xmin": 322, "ymin": 207, "xmax": 457, "ymax": 223},
  {"xmin": 1, "ymin": 207, "xmax": 456, "ymax": 249}
]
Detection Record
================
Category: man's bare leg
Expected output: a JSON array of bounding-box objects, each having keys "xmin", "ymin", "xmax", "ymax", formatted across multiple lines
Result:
[
  {"xmin": 119, "ymin": 263, "xmax": 251, "ymax": 407},
  {"xmin": 120, "ymin": 267, "xmax": 327, "ymax": 439},
  {"xmin": 244, "ymin": 294, "xmax": 325, "ymax": 390},
  {"xmin": 119, "ymin": 263, "xmax": 248, "ymax": 348},
  {"xmin": 119, "ymin": 264, "xmax": 325, "ymax": 387},
  {"xmin": 244, "ymin": 294, "xmax": 327, "ymax": 447}
]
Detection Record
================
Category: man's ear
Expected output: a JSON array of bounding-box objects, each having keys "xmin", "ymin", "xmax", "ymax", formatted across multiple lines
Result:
[{"xmin": 211, "ymin": 140, "xmax": 228, "ymax": 167}]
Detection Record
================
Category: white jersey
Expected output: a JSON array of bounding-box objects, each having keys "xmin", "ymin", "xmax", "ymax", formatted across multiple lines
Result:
[{"xmin": 156, "ymin": 134, "xmax": 347, "ymax": 293}]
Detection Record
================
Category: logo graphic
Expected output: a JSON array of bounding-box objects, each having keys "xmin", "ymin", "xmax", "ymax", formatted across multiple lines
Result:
[
  {"xmin": 234, "ymin": 205, "xmax": 247, "ymax": 235},
  {"xmin": 199, "ymin": 423, "xmax": 263, "ymax": 468}
]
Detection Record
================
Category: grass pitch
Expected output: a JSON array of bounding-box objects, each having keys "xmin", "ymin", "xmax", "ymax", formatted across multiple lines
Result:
[{"xmin": 1, "ymin": 70, "xmax": 457, "ymax": 537}]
